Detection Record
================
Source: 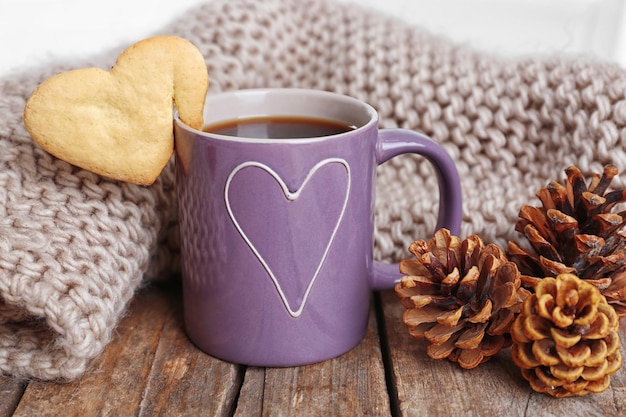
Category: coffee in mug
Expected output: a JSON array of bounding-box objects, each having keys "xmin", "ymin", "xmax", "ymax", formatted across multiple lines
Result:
[{"xmin": 203, "ymin": 116, "xmax": 356, "ymax": 139}]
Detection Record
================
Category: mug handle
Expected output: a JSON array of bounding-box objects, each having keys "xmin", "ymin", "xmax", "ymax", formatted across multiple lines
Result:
[{"xmin": 371, "ymin": 129, "xmax": 463, "ymax": 291}]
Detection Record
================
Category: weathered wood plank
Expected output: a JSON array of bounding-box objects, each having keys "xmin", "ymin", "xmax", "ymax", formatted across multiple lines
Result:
[
  {"xmin": 8, "ymin": 283, "xmax": 622, "ymax": 416},
  {"xmin": 11, "ymin": 284, "xmax": 174, "ymax": 417},
  {"xmin": 380, "ymin": 290, "xmax": 626, "ymax": 417},
  {"xmin": 380, "ymin": 290, "xmax": 534, "ymax": 416},
  {"xmin": 233, "ymin": 302, "xmax": 391, "ymax": 416},
  {"xmin": 9, "ymin": 282, "xmax": 244, "ymax": 417},
  {"xmin": 138, "ymin": 284, "xmax": 243, "ymax": 417},
  {"xmin": 0, "ymin": 377, "xmax": 25, "ymax": 417}
]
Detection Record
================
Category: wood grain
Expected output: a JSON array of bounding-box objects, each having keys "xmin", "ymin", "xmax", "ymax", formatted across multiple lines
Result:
[
  {"xmin": 379, "ymin": 290, "xmax": 626, "ymax": 417},
  {"xmin": 233, "ymin": 304, "xmax": 391, "ymax": 417},
  {"xmin": 11, "ymin": 286, "xmax": 169, "ymax": 417},
  {"xmin": 3, "ymin": 285, "xmax": 626, "ymax": 416},
  {"xmin": 137, "ymin": 284, "xmax": 243, "ymax": 417},
  {"xmin": 0, "ymin": 378, "xmax": 24, "ymax": 417},
  {"xmin": 9, "ymin": 283, "xmax": 242, "ymax": 417}
]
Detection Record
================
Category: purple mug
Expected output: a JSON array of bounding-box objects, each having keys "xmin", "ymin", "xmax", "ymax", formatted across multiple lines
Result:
[{"xmin": 174, "ymin": 88, "xmax": 462, "ymax": 366}]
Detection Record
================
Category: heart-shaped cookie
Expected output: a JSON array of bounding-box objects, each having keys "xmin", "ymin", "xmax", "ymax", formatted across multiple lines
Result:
[{"xmin": 23, "ymin": 36, "xmax": 209, "ymax": 185}]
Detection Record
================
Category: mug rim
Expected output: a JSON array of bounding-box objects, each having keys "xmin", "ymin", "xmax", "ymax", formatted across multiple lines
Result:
[{"xmin": 174, "ymin": 88, "xmax": 379, "ymax": 144}]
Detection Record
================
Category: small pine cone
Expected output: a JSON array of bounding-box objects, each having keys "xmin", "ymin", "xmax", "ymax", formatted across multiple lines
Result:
[
  {"xmin": 511, "ymin": 273, "xmax": 622, "ymax": 398},
  {"xmin": 395, "ymin": 228, "xmax": 530, "ymax": 369},
  {"xmin": 506, "ymin": 165, "xmax": 626, "ymax": 316}
]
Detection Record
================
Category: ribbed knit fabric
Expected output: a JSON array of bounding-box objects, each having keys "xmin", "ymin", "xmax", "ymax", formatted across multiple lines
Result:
[{"xmin": 2, "ymin": 0, "xmax": 626, "ymax": 380}]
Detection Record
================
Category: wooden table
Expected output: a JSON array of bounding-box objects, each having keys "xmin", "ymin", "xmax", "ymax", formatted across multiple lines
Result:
[{"xmin": 1, "ymin": 281, "xmax": 625, "ymax": 416}]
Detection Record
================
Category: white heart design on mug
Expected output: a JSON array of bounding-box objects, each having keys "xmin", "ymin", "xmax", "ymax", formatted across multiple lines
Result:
[{"xmin": 225, "ymin": 158, "xmax": 351, "ymax": 318}]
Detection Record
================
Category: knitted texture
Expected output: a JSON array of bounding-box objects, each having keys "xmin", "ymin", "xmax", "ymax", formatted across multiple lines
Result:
[{"xmin": 2, "ymin": 0, "xmax": 626, "ymax": 380}]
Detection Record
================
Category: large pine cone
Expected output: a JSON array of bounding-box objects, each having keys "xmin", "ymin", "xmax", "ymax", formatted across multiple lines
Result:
[
  {"xmin": 511, "ymin": 273, "xmax": 622, "ymax": 397},
  {"xmin": 506, "ymin": 165, "xmax": 626, "ymax": 316},
  {"xmin": 395, "ymin": 229, "xmax": 529, "ymax": 369}
]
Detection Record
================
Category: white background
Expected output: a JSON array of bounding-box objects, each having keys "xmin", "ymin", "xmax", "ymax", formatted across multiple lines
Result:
[{"xmin": 1, "ymin": 0, "xmax": 625, "ymax": 77}]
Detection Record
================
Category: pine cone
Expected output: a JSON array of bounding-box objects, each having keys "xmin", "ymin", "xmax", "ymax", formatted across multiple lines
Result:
[
  {"xmin": 395, "ymin": 228, "xmax": 529, "ymax": 369},
  {"xmin": 511, "ymin": 273, "xmax": 622, "ymax": 397},
  {"xmin": 506, "ymin": 165, "xmax": 626, "ymax": 316}
]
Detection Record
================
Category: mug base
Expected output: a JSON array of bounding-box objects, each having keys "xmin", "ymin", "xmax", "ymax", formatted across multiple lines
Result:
[{"xmin": 183, "ymin": 325, "xmax": 367, "ymax": 368}]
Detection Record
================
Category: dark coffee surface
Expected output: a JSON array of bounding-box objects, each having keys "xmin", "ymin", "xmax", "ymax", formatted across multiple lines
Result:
[{"xmin": 203, "ymin": 116, "xmax": 355, "ymax": 139}]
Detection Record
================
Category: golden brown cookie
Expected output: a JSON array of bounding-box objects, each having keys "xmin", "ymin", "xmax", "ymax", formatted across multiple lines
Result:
[{"xmin": 23, "ymin": 36, "xmax": 209, "ymax": 185}]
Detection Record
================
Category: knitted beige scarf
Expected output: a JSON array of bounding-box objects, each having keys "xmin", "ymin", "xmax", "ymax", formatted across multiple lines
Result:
[{"xmin": 2, "ymin": 0, "xmax": 626, "ymax": 381}]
